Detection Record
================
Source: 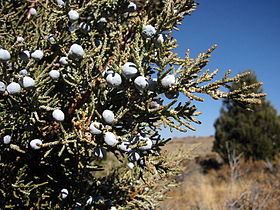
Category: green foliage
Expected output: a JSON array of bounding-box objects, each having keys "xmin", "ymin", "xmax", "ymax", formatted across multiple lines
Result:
[
  {"xmin": 213, "ymin": 71, "xmax": 280, "ymax": 162},
  {"xmin": 0, "ymin": 0, "xmax": 265, "ymax": 209}
]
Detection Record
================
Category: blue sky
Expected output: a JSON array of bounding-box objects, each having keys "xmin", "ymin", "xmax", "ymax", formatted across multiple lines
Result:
[{"xmin": 160, "ymin": 0, "xmax": 280, "ymax": 138}]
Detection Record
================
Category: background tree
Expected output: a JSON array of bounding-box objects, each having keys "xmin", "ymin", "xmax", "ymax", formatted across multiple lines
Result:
[
  {"xmin": 0, "ymin": 1, "xmax": 265, "ymax": 209},
  {"xmin": 213, "ymin": 71, "xmax": 280, "ymax": 162}
]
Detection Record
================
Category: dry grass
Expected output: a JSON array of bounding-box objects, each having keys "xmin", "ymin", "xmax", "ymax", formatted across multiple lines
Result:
[
  {"xmin": 158, "ymin": 137, "xmax": 280, "ymax": 210},
  {"xmin": 159, "ymin": 164, "xmax": 280, "ymax": 210}
]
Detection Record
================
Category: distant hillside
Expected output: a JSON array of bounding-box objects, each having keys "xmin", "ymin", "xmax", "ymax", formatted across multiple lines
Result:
[{"xmin": 163, "ymin": 136, "xmax": 214, "ymax": 156}]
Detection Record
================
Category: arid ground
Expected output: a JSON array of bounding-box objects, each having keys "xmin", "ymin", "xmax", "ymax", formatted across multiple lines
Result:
[{"xmin": 157, "ymin": 137, "xmax": 280, "ymax": 210}]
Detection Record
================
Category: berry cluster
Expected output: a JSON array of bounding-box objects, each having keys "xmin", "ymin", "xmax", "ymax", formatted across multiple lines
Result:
[{"xmin": 0, "ymin": 0, "xmax": 262, "ymax": 208}]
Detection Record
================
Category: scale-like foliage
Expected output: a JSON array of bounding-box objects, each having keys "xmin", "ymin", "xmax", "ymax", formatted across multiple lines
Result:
[{"xmin": 0, "ymin": 0, "xmax": 265, "ymax": 208}]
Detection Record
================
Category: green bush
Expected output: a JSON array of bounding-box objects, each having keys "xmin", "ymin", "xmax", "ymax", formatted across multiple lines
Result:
[{"xmin": 213, "ymin": 71, "xmax": 280, "ymax": 162}]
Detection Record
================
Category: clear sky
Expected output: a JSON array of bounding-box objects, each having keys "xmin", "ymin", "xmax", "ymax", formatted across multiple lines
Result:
[{"xmin": 160, "ymin": 0, "xmax": 280, "ymax": 138}]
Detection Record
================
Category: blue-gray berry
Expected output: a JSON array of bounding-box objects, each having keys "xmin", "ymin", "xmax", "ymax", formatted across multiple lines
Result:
[
  {"xmin": 31, "ymin": 50, "xmax": 44, "ymax": 61},
  {"xmin": 138, "ymin": 138, "xmax": 153, "ymax": 150},
  {"xmin": 127, "ymin": 2, "xmax": 137, "ymax": 12},
  {"xmin": 59, "ymin": 57, "xmax": 68, "ymax": 65},
  {"xmin": 127, "ymin": 162, "xmax": 134, "ymax": 169},
  {"xmin": 7, "ymin": 82, "xmax": 21, "ymax": 94},
  {"xmin": 60, "ymin": 188, "xmax": 68, "ymax": 199},
  {"xmin": 68, "ymin": 44, "xmax": 84, "ymax": 59},
  {"xmin": 98, "ymin": 17, "xmax": 107, "ymax": 23},
  {"xmin": 19, "ymin": 50, "xmax": 30, "ymax": 61},
  {"xmin": 94, "ymin": 39, "xmax": 102, "ymax": 47},
  {"xmin": 47, "ymin": 34, "xmax": 57, "ymax": 44},
  {"xmin": 79, "ymin": 22, "xmax": 91, "ymax": 33},
  {"xmin": 102, "ymin": 110, "xmax": 115, "ymax": 124},
  {"xmin": 142, "ymin": 25, "xmax": 156, "ymax": 38},
  {"xmin": 93, "ymin": 147, "xmax": 106, "ymax": 159},
  {"xmin": 104, "ymin": 132, "xmax": 117, "ymax": 146},
  {"xmin": 106, "ymin": 72, "xmax": 122, "ymax": 87},
  {"xmin": 16, "ymin": 36, "xmax": 24, "ymax": 42},
  {"xmin": 56, "ymin": 0, "xmax": 65, "ymax": 6},
  {"xmin": 21, "ymin": 76, "xmax": 35, "ymax": 89},
  {"xmin": 157, "ymin": 34, "xmax": 166, "ymax": 43},
  {"xmin": 49, "ymin": 70, "xmax": 60, "ymax": 79},
  {"xmin": 161, "ymin": 74, "xmax": 176, "ymax": 88},
  {"xmin": 0, "ymin": 81, "xmax": 6, "ymax": 92},
  {"xmin": 134, "ymin": 76, "xmax": 149, "ymax": 91},
  {"xmin": 128, "ymin": 151, "xmax": 140, "ymax": 162},
  {"xmin": 155, "ymin": 34, "xmax": 167, "ymax": 47},
  {"xmin": 0, "ymin": 49, "xmax": 11, "ymax": 62},
  {"xmin": 52, "ymin": 109, "xmax": 65, "ymax": 121},
  {"xmin": 148, "ymin": 78, "xmax": 157, "ymax": 91},
  {"xmin": 30, "ymin": 139, "xmax": 42, "ymax": 150},
  {"xmin": 89, "ymin": 122, "xmax": 103, "ymax": 135},
  {"xmin": 165, "ymin": 91, "xmax": 179, "ymax": 99},
  {"xmin": 29, "ymin": 8, "xmax": 37, "ymax": 15},
  {"xmin": 19, "ymin": 69, "xmax": 28, "ymax": 76},
  {"xmin": 3, "ymin": 135, "xmax": 11, "ymax": 144},
  {"xmin": 102, "ymin": 68, "xmax": 114, "ymax": 78},
  {"xmin": 68, "ymin": 10, "xmax": 79, "ymax": 21},
  {"xmin": 96, "ymin": 17, "xmax": 107, "ymax": 30},
  {"xmin": 122, "ymin": 62, "xmax": 138, "ymax": 78},
  {"xmin": 118, "ymin": 141, "xmax": 132, "ymax": 152}
]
